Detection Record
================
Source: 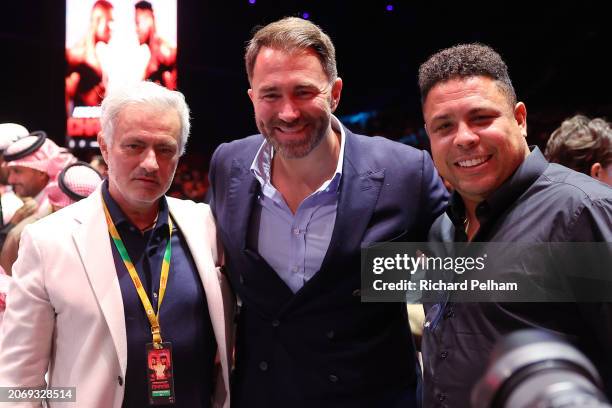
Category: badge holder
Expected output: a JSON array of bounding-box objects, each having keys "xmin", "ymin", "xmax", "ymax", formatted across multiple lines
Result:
[{"xmin": 146, "ymin": 339, "xmax": 175, "ymax": 405}]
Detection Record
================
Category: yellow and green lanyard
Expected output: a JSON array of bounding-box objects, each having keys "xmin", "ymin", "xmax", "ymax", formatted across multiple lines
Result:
[{"xmin": 102, "ymin": 199, "xmax": 172, "ymax": 349}]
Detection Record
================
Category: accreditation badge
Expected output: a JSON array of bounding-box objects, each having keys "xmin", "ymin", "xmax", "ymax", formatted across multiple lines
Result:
[{"xmin": 146, "ymin": 342, "xmax": 175, "ymax": 405}]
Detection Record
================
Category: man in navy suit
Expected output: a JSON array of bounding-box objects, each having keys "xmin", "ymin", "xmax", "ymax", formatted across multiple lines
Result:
[{"xmin": 208, "ymin": 17, "xmax": 448, "ymax": 408}]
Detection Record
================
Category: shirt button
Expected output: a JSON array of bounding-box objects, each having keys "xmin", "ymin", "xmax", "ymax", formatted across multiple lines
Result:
[
  {"xmin": 328, "ymin": 374, "xmax": 338, "ymax": 383},
  {"xmin": 326, "ymin": 330, "xmax": 335, "ymax": 339},
  {"xmin": 153, "ymin": 292, "xmax": 158, "ymax": 299},
  {"xmin": 438, "ymin": 393, "xmax": 447, "ymax": 402},
  {"xmin": 292, "ymin": 266, "xmax": 299, "ymax": 273},
  {"xmin": 293, "ymin": 228, "xmax": 300, "ymax": 235},
  {"xmin": 271, "ymin": 319, "xmax": 280, "ymax": 328},
  {"xmin": 259, "ymin": 361, "xmax": 268, "ymax": 371},
  {"xmin": 440, "ymin": 351, "xmax": 448, "ymax": 359},
  {"xmin": 117, "ymin": 376, "xmax": 123, "ymax": 386}
]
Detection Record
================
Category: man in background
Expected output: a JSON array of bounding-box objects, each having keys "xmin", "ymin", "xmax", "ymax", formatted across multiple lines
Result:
[
  {"xmin": 0, "ymin": 132, "xmax": 71, "ymax": 250},
  {"xmin": 545, "ymin": 114, "xmax": 612, "ymax": 185},
  {"xmin": 0, "ymin": 123, "xmax": 31, "ymax": 227}
]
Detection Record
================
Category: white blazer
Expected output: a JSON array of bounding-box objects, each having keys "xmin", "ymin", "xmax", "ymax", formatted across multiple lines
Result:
[{"xmin": 0, "ymin": 189, "xmax": 234, "ymax": 408}]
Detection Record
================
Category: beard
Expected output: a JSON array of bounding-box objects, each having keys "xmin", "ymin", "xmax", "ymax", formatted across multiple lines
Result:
[{"xmin": 257, "ymin": 114, "xmax": 331, "ymax": 160}]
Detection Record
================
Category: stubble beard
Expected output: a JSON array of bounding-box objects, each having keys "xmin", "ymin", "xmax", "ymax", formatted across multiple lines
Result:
[{"xmin": 258, "ymin": 115, "xmax": 330, "ymax": 160}]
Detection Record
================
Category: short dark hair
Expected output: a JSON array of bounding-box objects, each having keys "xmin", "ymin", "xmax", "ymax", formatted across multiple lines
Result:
[
  {"xmin": 135, "ymin": 1, "xmax": 153, "ymax": 12},
  {"xmin": 245, "ymin": 17, "xmax": 337, "ymax": 85},
  {"xmin": 545, "ymin": 115, "xmax": 612, "ymax": 174},
  {"xmin": 418, "ymin": 43, "xmax": 516, "ymax": 106}
]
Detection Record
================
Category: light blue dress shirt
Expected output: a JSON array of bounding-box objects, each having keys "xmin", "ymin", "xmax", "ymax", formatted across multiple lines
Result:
[{"xmin": 249, "ymin": 116, "xmax": 346, "ymax": 293}]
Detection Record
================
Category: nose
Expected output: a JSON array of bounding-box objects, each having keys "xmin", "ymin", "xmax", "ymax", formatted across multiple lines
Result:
[
  {"xmin": 140, "ymin": 148, "xmax": 159, "ymax": 173},
  {"xmin": 277, "ymin": 98, "xmax": 300, "ymax": 123},
  {"xmin": 454, "ymin": 121, "xmax": 479, "ymax": 149}
]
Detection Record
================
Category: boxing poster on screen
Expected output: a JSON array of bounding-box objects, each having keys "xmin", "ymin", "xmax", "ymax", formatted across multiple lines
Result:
[{"xmin": 65, "ymin": 0, "xmax": 177, "ymax": 140}]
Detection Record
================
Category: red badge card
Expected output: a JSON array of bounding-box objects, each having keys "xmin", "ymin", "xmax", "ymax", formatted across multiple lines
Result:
[{"xmin": 146, "ymin": 342, "xmax": 175, "ymax": 405}]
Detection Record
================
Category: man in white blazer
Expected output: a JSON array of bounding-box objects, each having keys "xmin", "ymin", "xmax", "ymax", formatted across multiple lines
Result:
[{"xmin": 0, "ymin": 81, "xmax": 233, "ymax": 407}]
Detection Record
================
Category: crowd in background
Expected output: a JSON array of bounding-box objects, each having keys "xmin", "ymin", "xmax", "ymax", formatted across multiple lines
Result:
[{"xmin": 0, "ymin": 125, "xmax": 103, "ymax": 319}]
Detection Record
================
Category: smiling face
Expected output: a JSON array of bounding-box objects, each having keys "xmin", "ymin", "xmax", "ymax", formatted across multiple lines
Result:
[
  {"xmin": 248, "ymin": 46, "xmax": 342, "ymax": 159},
  {"xmin": 423, "ymin": 76, "xmax": 529, "ymax": 205},
  {"xmin": 99, "ymin": 103, "xmax": 181, "ymax": 213}
]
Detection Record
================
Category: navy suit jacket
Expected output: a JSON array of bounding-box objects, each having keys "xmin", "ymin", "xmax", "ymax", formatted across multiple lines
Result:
[{"xmin": 209, "ymin": 128, "xmax": 448, "ymax": 408}]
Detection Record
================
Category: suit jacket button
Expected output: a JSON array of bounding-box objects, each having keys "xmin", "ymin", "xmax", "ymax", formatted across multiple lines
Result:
[
  {"xmin": 352, "ymin": 289, "xmax": 361, "ymax": 297},
  {"xmin": 259, "ymin": 361, "xmax": 268, "ymax": 371},
  {"xmin": 117, "ymin": 376, "xmax": 123, "ymax": 386},
  {"xmin": 326, "ymin": 330, "xmax": 335, "ymax": 339},
  {"xmin": 328, "ymin": 374, "xmax": 338, "ymax": 383},
  {"xmin": 271, "ymin": 319, "xmax": 280, "ymax": 328}
]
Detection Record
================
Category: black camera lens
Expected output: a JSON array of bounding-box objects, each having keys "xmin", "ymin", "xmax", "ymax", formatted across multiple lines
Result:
[{"xmin": 472, "ymin": 329, "xmax": 610, "ymax": 408}]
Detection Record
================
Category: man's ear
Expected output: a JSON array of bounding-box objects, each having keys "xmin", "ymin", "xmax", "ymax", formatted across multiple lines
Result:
[
  {"xmin": 247, "ymin": 89, "xmax": 254, "ymax": 103},
  {"xmin": 330, "ymin": 77, "xmax": 343, "ymax": 112},
  {"xmin": 514, "ymin": 102, "xmax": 527, "ymax": 138},
  {"xmin": 590, "ymin": 162, "xmax": 603, "ymax": 179},
  {"xmin": 98, "ymin": 132, "xmax": 109, "ymax": 163}
]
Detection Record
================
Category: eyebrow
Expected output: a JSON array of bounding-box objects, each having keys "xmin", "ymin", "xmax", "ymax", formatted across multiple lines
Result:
[
  {"xmin": 430, "ymin": 107, "xmax": 499, "ymax": 122},
  {"xmin": 258, "ymin": 81, "xmax": 321, "ymax": 94},
  {"xmin": 468, "ymin": 107, "xmax": 498, "ymax": 114},
  {"xmin": 429, "ymin": 113, "xmax": 452, "ymax": 123},
  {"xmin": 258, "ymin": 85, "xmax": 279, "ymax": 94}
]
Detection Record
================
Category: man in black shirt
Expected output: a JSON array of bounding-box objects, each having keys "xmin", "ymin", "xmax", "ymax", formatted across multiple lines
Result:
[{"xmin": 418, "ymin": 43, "xmax": 612, "ymax": 407}]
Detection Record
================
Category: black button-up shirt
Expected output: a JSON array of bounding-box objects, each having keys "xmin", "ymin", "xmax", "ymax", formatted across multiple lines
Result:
[
  {"xmin": 102, "ymin": 182, "xmax": 217, "ymax": 407},
  {"xmin": 423, "ymin": 148, "xmax": 612, "ymax": 407}
]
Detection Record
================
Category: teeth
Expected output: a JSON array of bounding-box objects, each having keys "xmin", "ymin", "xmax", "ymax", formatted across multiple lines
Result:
[
  {"xmin": 277, "ymin": 124, "xmax": 306, "ymax": 133},
  {"xmin": 458, "ymin": 157, "xmax": 487, "ymax": 168},
  {"xmin": 279, "ymin": 127, "xmax": 303, "ymax": 133}
]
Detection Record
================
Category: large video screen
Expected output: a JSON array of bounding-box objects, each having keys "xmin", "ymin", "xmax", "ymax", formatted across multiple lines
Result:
[{"xmin": 65, "ymin": 0, "xmax": 177, "ymax": 144}]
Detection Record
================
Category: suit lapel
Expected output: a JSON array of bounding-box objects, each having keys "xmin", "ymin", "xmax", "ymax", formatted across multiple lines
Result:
[
  {"xmin": 168, "ymin": 199, "xmax": 232, "ymax": 396},
  {"xmin": 73, "ymin": 190, "xmax": 127, "ymax": 376},
  {"xmin": 227, "ymin": 158, "xmax": 259, "ymax": 250},
  {"xmin": 320, "ymin": 131, "xmax": 384, "ymax": 271}
]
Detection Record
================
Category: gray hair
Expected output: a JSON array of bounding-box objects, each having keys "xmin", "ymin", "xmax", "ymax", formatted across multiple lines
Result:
[
  {"xmin": 245, "ymin": 17, "xmax": 337, "ymax": 84},
  {"xmin": 100, "ymin": 81, "xmax": 190, "ymax": 155}
]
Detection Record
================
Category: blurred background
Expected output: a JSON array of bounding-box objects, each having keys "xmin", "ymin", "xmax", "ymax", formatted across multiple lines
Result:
[{"xmin": 1, "ymin": 1, "xmax": 610, "ymax": 200}]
